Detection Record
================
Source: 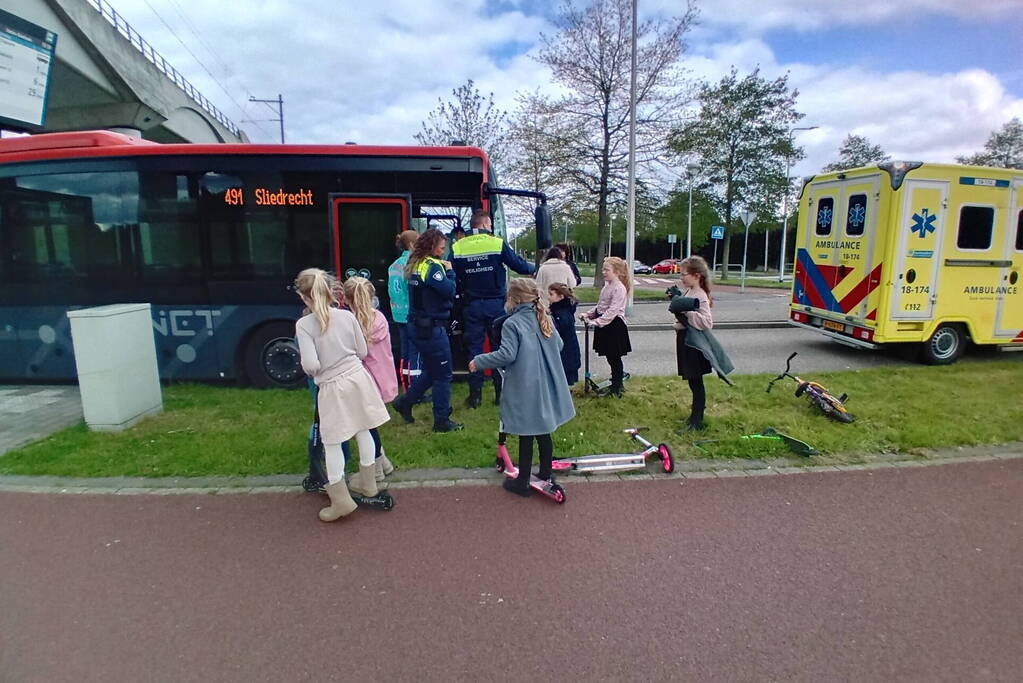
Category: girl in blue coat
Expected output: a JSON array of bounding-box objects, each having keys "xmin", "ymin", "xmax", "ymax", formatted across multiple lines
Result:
[{"xmin": 470, "ymin": 278, "xmax": 576, "ymax": 496}]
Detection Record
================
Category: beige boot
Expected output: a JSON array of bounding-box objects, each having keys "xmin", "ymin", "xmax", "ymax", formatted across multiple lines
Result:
[
  {"xmin": 374, "ymin": 453, "xmax": 395, "ymax": 481},
  {"xmin": 319, "ymin": 480, "xmax": 357, "ymax": 522},
  {"xmin": 349, "ymin": 463, "xmax": 385, "ymax": 497}
]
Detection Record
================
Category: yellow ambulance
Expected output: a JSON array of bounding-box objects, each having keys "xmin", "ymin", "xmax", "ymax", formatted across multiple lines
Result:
[{"xmin": 788, "ymin": 161, "xmax": 1022, "ymax": 363}]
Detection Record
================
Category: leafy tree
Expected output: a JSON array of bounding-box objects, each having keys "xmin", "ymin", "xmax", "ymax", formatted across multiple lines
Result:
[
  {"xmin": 822, "ymin": 134, "xmax": 890, "ymax": 172},
  {"xmin": 415, "ymin": 79, "xmax": 510, "ymax": 168},
  {"xmin": 530, "ymin": 0, "xmax": 697, "ymax": 288},
  {"xmin": 956, "ymin": 118, "xmax": 1023, "ymax": 169},
  {"xmin": 669, "ymin": 67, "xmax": 803, "ymax": 279}
]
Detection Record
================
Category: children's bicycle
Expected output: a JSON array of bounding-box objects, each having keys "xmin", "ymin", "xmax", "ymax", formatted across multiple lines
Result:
[{"xmin": 766, "ymin": 352, "xmax": 855, "ymax": 423}]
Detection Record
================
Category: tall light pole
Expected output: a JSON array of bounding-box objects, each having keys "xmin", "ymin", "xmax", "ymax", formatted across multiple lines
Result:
[
  {"xmin": 685, "ymin": 162, "xmax": 700, "ymax": 259},
  {"xmin": 778, "ymin": 125, "xmax": 817, "ymax": 281},
  {"xmin": 739, "ymin": 209, "xmax": 754, "ymax": 293},
  {"xmin": 624, "ymin": 0, "xmax": 638, "ymax": 311},
  {"xmin": 249, "ymin": 94, "xmax": 285, "ymax": 143}
]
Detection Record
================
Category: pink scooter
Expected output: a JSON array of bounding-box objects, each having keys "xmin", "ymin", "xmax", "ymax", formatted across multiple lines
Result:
[{"xmin": 495, "ymin": 430, "xmax": 567, "ymax": 504}]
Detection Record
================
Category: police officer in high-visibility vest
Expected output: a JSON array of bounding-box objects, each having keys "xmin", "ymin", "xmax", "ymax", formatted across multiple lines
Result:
[
  {"xmin": 452, "ymin": 209, "xmax": 535, "ymax": 408},
  {"xmin": 390, "ymin": 228, "xmax": 463, "ymax": 432}
]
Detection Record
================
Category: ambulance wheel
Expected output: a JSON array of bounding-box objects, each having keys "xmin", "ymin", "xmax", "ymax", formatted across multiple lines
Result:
[{"xmin": 920, "ymin": 324, "xmax": 965, "ymax": 365}]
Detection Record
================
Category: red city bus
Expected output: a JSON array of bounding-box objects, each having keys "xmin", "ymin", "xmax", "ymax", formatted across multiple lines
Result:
[{"xmin": 0, "ymin": 130, "xmax": 550, "ymax": 387}]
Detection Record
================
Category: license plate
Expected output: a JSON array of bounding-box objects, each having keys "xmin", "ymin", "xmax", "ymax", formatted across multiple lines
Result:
[{"xmin": 823, "ymin": 319, "xmax": 844, "ymax": 332}]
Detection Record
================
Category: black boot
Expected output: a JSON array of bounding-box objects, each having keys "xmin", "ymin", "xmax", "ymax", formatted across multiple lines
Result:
[
  {"xmin": 392, "ymin": 397, "xmax": 415, "ymax": 423},
  {"xmin": 503, "ymin": 478, "xmax": 533, "ymax": 497},
  {"xmin": 607, "ymin": 381, "xmax": 624, "ymax": 398},
  {"xmin": 493, "ymin": 375, "xmax": 503, "ymax": 406},
  {"xmin": 433, "ymin": 418, "xmax": 464, "ymax": 433},
  {"xmin": 465, "ymin": 386, "xmax": 482, "ymax": 409},
  {"xmin": 686, "ymin": 409, "xmax": 706, "ymax": 431}
]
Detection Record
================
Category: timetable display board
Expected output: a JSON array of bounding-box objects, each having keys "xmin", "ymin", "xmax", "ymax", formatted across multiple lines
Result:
[{"xmin": 0, "ymin": 8, "xmax": 58, "ymax": 131}]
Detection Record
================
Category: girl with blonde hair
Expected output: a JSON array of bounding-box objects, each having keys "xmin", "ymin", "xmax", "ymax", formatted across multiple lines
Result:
[
  {"xmin": 294, "ymin": 268, "xmax": 391, "ymax": 522},
  {"xmin": 668, "ymin": 255, "xmax": 734, "ymax": 431},
  {"xmin": 342, "ymin": 276, "xmax": 398, "ymax": 482},
  {"xmin": 578, "ymin": 256, "xmax": 632, "ymax": 397},
  {"xmin": 469, "ymin": 278, "xmax": 575, "ymax": 497}
]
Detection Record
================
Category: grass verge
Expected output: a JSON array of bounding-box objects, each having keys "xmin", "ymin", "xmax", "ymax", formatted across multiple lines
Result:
[{"xmin": 1, "ymin": 360, "xmax": 1020, "ymax": 478}]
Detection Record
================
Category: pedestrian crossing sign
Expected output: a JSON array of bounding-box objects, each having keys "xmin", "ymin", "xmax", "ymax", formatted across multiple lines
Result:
[{"xmin": 711, "ymin": 225, "xmax": 725, "ymax": 240}]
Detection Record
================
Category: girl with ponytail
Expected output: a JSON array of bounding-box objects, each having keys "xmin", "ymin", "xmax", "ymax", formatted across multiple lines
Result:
[
  {"xmin": 469, "ymin": 278, "xmax": 576, "ymax": 498},
  {"xmin": 294, "ymin": 268, "xmax": 391, "ymax": 522},
  {"xmin": 342, "ymin": 276, "xmax": 398, "ymax": 483}
]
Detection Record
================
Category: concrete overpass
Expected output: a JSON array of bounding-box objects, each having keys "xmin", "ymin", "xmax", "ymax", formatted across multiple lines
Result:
[{"xmin": 1, "ymin": 0, "xmax": 248, "ymax": 143}]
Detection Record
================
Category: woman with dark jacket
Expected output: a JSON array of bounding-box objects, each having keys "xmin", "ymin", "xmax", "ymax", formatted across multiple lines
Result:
[{"xmin": 547, "ymin": 282, "xmax": 580, "ymax": 385}]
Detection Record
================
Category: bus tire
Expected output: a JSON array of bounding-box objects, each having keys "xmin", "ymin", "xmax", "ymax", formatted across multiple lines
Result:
[
  {"xmin": 919, "ymin": 323, "xmax": 965, "ymax": 365},
  {"xmin": 242, "ymin": 322, "xmax": 306, "ymax": 389}
]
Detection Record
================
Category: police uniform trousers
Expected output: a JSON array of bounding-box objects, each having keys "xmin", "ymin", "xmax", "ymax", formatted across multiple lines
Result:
[
  {"xmin": 464, "ymin": 297, "xmax": 506, "ymax": 392},
  {"xmin": 402, "ymin": 324, "xmax": 453, "ymax": 423}
]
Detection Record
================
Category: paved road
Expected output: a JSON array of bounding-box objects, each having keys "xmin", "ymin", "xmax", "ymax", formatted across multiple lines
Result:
[
  {"xmin": 2, "ymin": 459, "xmax": 1021, "ymax": 682},
  {"xmin": 607, "ymin": 326, "xmax": 1021, "ymax": 377}
]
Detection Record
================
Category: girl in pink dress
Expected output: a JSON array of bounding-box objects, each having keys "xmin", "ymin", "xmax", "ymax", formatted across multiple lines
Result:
[
  {"xmin": 342, "ymin": 276, "xmax": 398, "ymax": 484},
  {"xmin": 579, "ymin": 256, "xmax": 632, "ymax": 397}
]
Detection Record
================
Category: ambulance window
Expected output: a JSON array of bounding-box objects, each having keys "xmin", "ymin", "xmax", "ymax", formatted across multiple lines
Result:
[
  {"xmin": 815, "ymin": 197, "xmax": 834, "ymax": 236},
  {"xmin": 1015, "ymin": 210, "xmax": 1022, "ymax": 251},
  {"xmin": 845, "ymin": 194, "xmax": 867, "ymax": 236},
  {"xmin": 956, "ymin": 206, "xmax": 994, "ymax": 250}
]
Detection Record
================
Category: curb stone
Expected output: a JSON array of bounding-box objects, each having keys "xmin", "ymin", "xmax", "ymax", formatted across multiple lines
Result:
[{"xmin": 0, "ymin": 442, "xmax": 1020, "ymax": 495}]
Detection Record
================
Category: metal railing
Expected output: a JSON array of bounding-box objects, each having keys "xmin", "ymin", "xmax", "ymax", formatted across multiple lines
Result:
[{"xmin": 86, "ymin": 0, "xmax": 241, "ymax": 137}]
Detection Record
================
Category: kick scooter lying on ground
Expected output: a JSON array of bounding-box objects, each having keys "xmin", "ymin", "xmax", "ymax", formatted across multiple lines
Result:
[
  {"xmin": 766, "ymin": 352, "xmax": 855, "ymax": 424},
  {"xmin": 582, "ymin": 321, "xmax": 630, "ymax": 395},
  {"xmin": 551, "ymin": 427, "xmax": 674, "ymax": 474}
]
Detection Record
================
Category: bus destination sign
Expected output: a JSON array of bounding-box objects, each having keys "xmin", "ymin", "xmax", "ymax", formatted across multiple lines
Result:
[
  {"xmin": 224, "ymin": 187, "xmax": 314, "ymax": 206},
  {"xmin": 0, "ymin": 9, "xmax": 58, "ymax": 131}
]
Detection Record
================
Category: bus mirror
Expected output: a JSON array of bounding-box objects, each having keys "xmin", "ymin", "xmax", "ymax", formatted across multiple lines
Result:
[{"xmin": 535, "ymin": 204, "xmax": 552, "ymax": 251}]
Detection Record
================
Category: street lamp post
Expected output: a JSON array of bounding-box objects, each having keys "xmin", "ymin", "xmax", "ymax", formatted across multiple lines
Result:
[
  {"xmin": 739, "ymin": 209, "xmax": 754, "ymax": 293},
  {"xmin": 778, "ymin": 126, "xmax": 817, "ymax": 281},
  {"xmin": 685, "ymin": 162, "xmax": 700, "ymax": 259}
]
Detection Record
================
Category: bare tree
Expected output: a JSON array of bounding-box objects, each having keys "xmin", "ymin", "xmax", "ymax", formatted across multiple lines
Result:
[
  {"xmin": 415, "ymin": 79, "xmax": 510, "ymax": 168},
  {"xmin": 532, "ymin": 0, "xmax": 697, "ymax": 287}
]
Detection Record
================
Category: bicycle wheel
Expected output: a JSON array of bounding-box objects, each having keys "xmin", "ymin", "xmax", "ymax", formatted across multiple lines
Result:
[{"xmin": 810, "ymin": 393, "xmax": 855, "ymax": 423}]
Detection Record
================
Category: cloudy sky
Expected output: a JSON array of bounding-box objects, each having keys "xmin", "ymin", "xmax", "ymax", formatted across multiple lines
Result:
[{"xmin": 60, "ymin": 0, "xmax": 1023, "ymax": 176}]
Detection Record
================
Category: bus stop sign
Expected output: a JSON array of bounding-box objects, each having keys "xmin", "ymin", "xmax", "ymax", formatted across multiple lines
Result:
[{"xmin": 711, "ymin": 225, "xmax": 725, "ymax": 240}]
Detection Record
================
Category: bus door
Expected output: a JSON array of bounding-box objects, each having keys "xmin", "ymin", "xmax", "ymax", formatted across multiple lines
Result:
[
  {"xmin": 329, "ymin": 194, "xmax": 411, "ymax": 315},
  {"xmin": 795, "ymin": 180, "xmax": 843, "ymax": 315},
  {"xmin": 890, "ymin": 179, "xmax": 948, "ymax": 320},
  {"xmin": 994, "ymin": 178, "xmax": 1023, "ymax": 340}
]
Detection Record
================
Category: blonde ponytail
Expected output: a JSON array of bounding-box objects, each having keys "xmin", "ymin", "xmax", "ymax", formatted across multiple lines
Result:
[
  {"xmin": 294, "ymin": 268, "xmax": 337, "ymax": 333},
  {"xmin": 534, "ymin": 296, "xmax": 554, "ymax": 339},
  {"xmin": 506, "ymin": 278, "xmax": 553, "ymax": 338},
  {"xmin": 342, "ymin": 276, "xmax": 376, "ymax": 341}
]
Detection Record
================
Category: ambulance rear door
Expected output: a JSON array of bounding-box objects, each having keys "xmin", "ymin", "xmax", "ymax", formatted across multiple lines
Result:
[
  {"xmin": 794, "ymin": 180, "xmax": 843, "ymax": 316},
  {"xmin": 890, "ymin": 179, "xmax": 948, "ymax": 319},
  {"xmin": 833, "ymin": 174, "xmax": 882, "ymax": 322}
]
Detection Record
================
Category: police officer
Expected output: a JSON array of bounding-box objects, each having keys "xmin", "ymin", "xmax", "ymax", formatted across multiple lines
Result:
[
  {"xmin": 452, "ymin": 209, "xmax": 535, "ymax": 408},
  {"xmin": 391, "ymin": 228, "xmax": 463, "ymax": 432}
]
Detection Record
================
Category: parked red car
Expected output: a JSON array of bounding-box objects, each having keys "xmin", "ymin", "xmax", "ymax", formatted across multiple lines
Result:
[{"xmin": 652, "ymin": 259, "xmax": 679, "ymax": 274}]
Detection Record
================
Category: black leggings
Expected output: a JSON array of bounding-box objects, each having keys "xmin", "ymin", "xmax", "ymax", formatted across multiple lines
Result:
[
  {"xmin": 517, "ymin": 433, "xmax": 553, "ymax": 483},
  {"xmin": 607, "ymin": 355, "xmax": 624, "ymax": 385},
  {"xmin": 688, "ymin": 376, "xmax": 706, "ymax": 413}
]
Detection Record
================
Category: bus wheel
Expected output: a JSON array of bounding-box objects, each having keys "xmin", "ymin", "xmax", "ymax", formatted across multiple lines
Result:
[
  {"xmin": 243, "ymin": 322, "xmax": 306, "ymax": 389},
  {"xmin": 919, "ymin": 324, "xmax": 965, "ymax": 365}
]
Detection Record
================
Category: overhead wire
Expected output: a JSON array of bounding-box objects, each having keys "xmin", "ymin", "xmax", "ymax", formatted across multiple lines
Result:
[{"xmin": 139, "ymin": 0, "xmax": 275, "ymax": 141}]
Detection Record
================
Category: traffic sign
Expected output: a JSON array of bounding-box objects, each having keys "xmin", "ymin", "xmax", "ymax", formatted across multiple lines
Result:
[
  {"xmin": 667, "ymin": 234, "xmax": 677, "ymax": 243},
  {"xmin": 711, "ymin": 225, "xmax": 725, "ymax": 240}
]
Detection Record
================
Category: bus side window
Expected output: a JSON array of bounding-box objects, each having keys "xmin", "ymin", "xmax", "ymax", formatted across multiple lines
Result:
[{"xmin": 956, "ymin": 205, "xmax": 994, "ymax": 250}]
